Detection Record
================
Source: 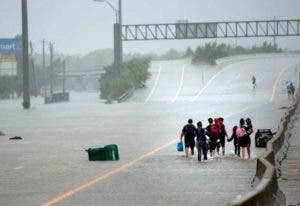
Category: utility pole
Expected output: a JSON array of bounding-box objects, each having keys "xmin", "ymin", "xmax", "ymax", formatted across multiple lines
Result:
[
  {"xmin": 30, "ymin": 41, "xmax": 38, "ymax": 97},
  {"xmin": 29, "ymin": 40, "xmax": 33, "ymax": 54},
  {"xmin": 42, "ymin": 39, "xmax": 45, "ymax": 70},
  {"xmin": 62, "ymin": 60, "xmax": 66, "ymax": 93},
  {"xmin": 22, "ymin": 0, "xmax": 30, "ymax": 109},
  {"xmin": 49, "ymin": 42, "xmax": 54, "ymax": 95}
]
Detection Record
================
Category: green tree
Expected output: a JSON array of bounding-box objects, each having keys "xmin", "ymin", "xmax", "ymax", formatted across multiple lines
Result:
[
  {"xmin": 184, "ymin": 47, "xmax": 194, "ymax": 57},
  {"xmin": 100, "ymin": 57, "xmax": 150, "ymax": 100}
]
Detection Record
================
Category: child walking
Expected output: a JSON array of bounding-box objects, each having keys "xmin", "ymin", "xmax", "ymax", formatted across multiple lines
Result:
[{"xmin": 228, "ymin": 126, "xmax": 240, "ymax": 157}]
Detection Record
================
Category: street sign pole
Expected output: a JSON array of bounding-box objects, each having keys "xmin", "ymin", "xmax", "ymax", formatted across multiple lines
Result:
[{"xmin": 21, "ymin": 0, "xmax": 30, "ymax": 109}]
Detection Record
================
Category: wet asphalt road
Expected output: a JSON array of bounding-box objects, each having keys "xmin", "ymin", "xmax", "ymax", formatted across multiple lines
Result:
[{"xmin": 0, "ymin": 54, "xmax": 299, "ymax": 206}]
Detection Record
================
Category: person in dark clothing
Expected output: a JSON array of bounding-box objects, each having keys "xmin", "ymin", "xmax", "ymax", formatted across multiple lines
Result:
[
  {"xmin": 219, "ymin": 117, "xmax": 229, "ymax": 156},
  {"xmin": 245, "ymin": 118, "xmax": 253, "ymax": 159},
  {"xmin": 195, "ymin": 121, "xmax": 208, "ymax": 161},
  {"xmin": 228, "ymin": 125, "xmax": 240, "ymax": 157},
  {"xmin": 252, "ymin": 75, "xmax": 256, "ymax": 88},
  {"xmin": 287, "ymin": 81, "xmax": 295, "ymax": 100},
  {"xmin": 180, "ymin": 119, "xmax": 196, "ymax": 157}
]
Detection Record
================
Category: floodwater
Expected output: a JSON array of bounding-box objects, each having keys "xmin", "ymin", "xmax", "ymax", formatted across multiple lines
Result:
[{"xmin": 0, "ymin": 54, "xmax": 299, "ymax": 206}]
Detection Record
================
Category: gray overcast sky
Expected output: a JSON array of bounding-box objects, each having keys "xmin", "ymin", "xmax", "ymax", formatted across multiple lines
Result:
[{"xmin": 1, "ymin": 0, "xmax": 300, "ymax": 55}]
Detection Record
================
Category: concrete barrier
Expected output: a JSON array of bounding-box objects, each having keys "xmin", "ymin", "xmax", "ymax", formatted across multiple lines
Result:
[
  {"xmin": 45, "ymin": 92, "xmax": 69, "ymax": 104},
  {"xmin": 230, "ymin": 75, "xmax": 300, "ymax": 206}
]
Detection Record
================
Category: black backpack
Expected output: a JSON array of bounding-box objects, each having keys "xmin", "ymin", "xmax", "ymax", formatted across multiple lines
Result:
[
  {"xmin": 196, "ymin": 128, "xmax": 206, "ymax": 142},
  {"xmin": 184, "ymin": 124, "xmax": 196, "ymax": 138}
]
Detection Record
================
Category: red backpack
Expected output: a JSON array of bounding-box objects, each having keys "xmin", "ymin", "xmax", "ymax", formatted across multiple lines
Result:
[{"xmin": 208, "ymin": 124, "xmax": 219, "ymax": 140}]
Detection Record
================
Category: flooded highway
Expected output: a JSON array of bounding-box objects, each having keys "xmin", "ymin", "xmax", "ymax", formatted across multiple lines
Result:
[{"xmin": 0, "ymin": 54, "xmax": 299, "ymax": 206}]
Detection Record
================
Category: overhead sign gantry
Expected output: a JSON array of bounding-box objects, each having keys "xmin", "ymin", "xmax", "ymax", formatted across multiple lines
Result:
[{"xmin": 121, "ymin": 19, "xmax": 300, "ymax": 41}]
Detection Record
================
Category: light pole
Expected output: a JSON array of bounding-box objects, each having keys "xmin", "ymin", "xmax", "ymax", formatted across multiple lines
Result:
[
  {"xmin": 94, "ymin": 0, "xmax": 122, "ymax": 78},
  {"xmin": 22, "ymin": 0, "xmax": 30, "ymax": 109},
  {"xmin": 94, "ymin": 0, "xmax": 118, "ymax": 23}
]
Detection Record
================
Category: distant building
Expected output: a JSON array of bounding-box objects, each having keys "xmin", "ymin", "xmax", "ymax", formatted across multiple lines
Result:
[{"xmin": 0, "ymin": 55, "xmax": 17, "ymax": 76}]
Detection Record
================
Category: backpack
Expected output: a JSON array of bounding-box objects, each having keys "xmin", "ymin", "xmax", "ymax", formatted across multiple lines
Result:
[
  {"xmin": 208, "ymin": 124, "xmax": 219, "ymax": 139},
  {"xmin": 236, "ymin": 127, "xmax": 245, "ymax": 138},
  {"xmin": 185, "ymin": 124, "xmax": 195, "ymax": 138},
  {"xmin": 196, "ymin": 128, "xmax": 206, "ymax": 142}
]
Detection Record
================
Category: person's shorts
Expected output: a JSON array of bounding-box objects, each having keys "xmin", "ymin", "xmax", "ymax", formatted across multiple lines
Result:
[
  {"xmin": 238, "ymin": 136, "xmax": 247, "ymax": 147},
  {"xmin": 209, "ymin": 141, "xmax": 217, "ymax": 151},
  {"xmin": 184, "ymin": 141, "xmax": 195, "ymax": 148},
  {"xmin": 219, "ymin": 137, "xmax": 225, "ymax": 147}
]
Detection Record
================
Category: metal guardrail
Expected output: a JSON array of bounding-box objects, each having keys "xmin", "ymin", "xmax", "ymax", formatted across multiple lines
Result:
[
  {"xmin": 117, "ymin": 87, "xmax": 134, "ymax": 103},
  {"xmin": 229, "ymin": 71, "xmax": 300, "ymax": 206}
]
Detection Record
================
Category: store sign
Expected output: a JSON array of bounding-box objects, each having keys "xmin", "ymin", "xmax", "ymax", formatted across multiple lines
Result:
[{"xmin": 0, "ymin": 38, "xmax": 22, "ymax": 55}]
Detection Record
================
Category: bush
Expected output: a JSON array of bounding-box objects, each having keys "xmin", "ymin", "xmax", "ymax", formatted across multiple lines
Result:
[
  {"xmin": 100, "ymin": 57, "xmax": 150, "ymax": 100},
  {"xmin": 0, "ymin": 75, "xmax": 22, "ymax": 99}
]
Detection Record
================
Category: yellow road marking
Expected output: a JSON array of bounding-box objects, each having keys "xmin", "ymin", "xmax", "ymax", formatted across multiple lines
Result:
[{"xmin": 42, "ymin": 139, "xmax": 176, "ymax": 206}]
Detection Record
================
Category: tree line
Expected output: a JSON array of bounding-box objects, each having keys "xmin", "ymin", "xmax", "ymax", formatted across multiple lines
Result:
[{"xmin": 191, "ymin": 41, "xmax": 282, "ymax": 65}]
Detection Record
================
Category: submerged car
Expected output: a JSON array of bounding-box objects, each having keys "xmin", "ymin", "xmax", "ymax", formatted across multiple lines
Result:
[{"xmin": 255, "ymin": 129, "xmax": 273, "ymax": 147}]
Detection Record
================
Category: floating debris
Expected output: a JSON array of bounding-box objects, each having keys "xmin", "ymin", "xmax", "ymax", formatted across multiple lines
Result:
[{"xmin": 9, "ymin": 136, "xmax": 22, "ymax": 140}]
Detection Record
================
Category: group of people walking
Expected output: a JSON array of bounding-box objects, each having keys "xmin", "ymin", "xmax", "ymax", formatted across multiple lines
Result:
[{"xmin": 180, "ymin": 117, "xmax": 253, "ymax": 161}]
